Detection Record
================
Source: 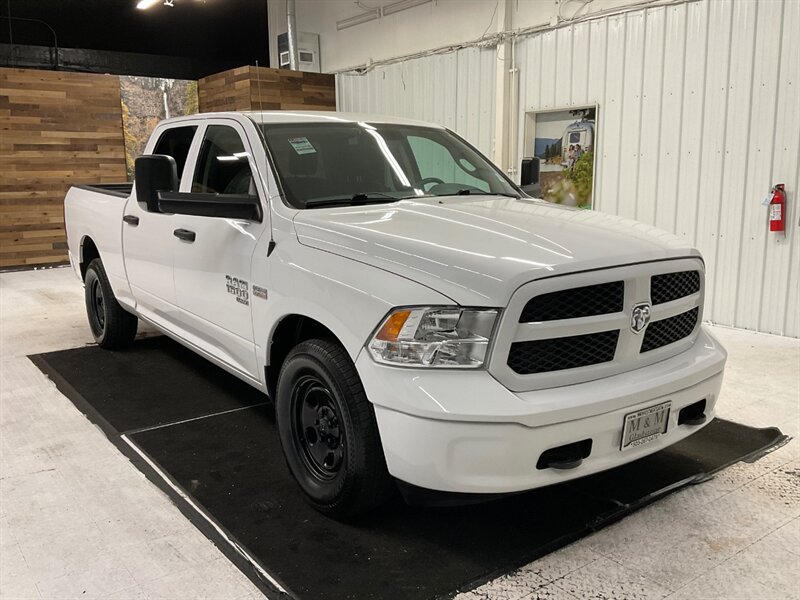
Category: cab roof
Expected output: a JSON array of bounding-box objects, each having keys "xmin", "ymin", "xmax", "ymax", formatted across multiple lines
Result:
[{"xmin": 160, "ymin": 110, "xmax": 443, "ymax": 129}]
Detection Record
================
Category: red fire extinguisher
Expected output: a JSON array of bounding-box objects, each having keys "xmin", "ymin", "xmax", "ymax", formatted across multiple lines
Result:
[{"xmin": 768, "ymin": 184, "xmax": 786, "ymax": 232}]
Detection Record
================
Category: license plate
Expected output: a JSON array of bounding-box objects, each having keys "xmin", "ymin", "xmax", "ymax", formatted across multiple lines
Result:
[{"xmin": 621, "ymin": 401, "xmax": 671, "ymax": 451}]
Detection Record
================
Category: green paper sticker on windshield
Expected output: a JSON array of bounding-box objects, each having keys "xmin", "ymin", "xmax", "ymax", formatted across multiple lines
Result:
[{"xmin": 288, "ymin": 137, "xmax": 316, "ymax": 155}]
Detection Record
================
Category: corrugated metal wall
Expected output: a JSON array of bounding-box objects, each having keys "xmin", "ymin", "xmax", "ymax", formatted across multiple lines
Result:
[
  {"xmin": 337, "ymin": 0, "xmax": 799, "ymax": 337},
  {"xmin": 336, "ymin": 45, "xmax": 497, "ymax": 157}
]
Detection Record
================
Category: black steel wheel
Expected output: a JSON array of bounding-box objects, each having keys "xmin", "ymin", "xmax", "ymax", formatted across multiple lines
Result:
[
  {"xmin": 84, "ymin": 258, "xmax": 138, "ymax": 349},
  {"xmin": 87, "ymin": 274, "xmax": 106, "ymax": 337},
  {"xmin": 276, "ymin": 338, "xmax": 394, "ymax": 518},
  {"xmin": 291, "ymin": 374, "xmax": 345, "ymax": 481}
]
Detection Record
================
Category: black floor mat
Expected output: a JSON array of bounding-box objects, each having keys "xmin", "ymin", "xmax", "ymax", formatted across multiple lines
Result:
[{"xmin": 30, "ymin": 337, "xmax": 787, "ymax": 600}]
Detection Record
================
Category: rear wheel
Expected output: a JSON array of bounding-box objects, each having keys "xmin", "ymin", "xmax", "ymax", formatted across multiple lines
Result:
[
  {"xmin": 84, "ymin": 258, "xmax": 137, "ymax": 349},
  {"xmin": 276, "ymin": 338, "xmax": 394, "ymax": 518}
]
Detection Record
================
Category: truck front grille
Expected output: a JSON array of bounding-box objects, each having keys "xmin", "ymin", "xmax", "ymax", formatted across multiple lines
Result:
[
  {"xmin": 651, "ymin": 270, "xmax": 700, "ymax": 305},
  {"xmin": 641, "ymin": 307, "xmax": 699, "ymax": 353},
  {"xmin": 508, "ymin": 330, "xmax": 619, "ymax": 374},
  {"xmin": 518, "ymin": 281, "xmax": 624, "ymax": 322},
  {"xmin": 488, "ymin": 259, "xmax": 705, "ymax": 393}
]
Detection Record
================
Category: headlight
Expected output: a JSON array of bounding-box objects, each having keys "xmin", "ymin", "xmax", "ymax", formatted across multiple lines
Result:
[{"xmin": 367, "ymin": 307, "xmax": 499, "ymax": 368}]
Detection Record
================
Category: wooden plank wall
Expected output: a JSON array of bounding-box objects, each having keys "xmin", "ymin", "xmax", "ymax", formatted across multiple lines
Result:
[
  {"xmin": 0, "ymin": 68, "xmax": 127, "ymax": 268},
  {"xmin": 198, "ymin": 66, "xmax": 335, "ymax": 113}
]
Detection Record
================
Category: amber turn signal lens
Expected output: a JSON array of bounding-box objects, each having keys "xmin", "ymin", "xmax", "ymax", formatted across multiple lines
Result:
[{"xmin": 375, "ymin": 309, "xmax": 412, "ymax": 341}]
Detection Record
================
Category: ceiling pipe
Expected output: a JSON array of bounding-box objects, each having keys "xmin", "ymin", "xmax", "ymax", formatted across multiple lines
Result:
[
  {"xmin": 286, "ymin": 0, "xmax": 300, "ymax": 70},
  {"xmin": 0, "ymin": 15, "xmax": 59, "ymax": 69}
]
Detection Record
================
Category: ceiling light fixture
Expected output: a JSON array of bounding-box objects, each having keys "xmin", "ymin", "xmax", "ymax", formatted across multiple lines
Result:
[
  {"xmin": 382, "ymin": 0, "xmax": 432, "ymax": 17},
  {"xmin": 335, "ymin": 0, "xmax": 433, "ymax": 30},
  {"xmin": 136, "ymin": 0, "xmax": 161, "ymax": 9},
  {"xmin": 336, "ymin": 8, "xmax": 380, "ymax": 31}
]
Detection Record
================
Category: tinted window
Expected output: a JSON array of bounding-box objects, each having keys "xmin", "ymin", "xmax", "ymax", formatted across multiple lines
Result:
[
  {"xmin": 153, "ymin": 126, "xmax": 197, "ymax": 178},
  {"xmin": 259, "ymin": 122, "xmax": 517, "ymax": 208},
  {"xmin": 192, "ymin": 125, "xmax": 255, "ymax": 195}
]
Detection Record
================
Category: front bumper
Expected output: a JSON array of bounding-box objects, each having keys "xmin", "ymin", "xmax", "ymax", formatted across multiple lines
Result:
[{"xmin": 356, "ymin": 326, "xmax": 727, "ymax": 494}]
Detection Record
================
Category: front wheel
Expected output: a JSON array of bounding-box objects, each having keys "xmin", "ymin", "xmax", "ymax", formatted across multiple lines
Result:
[
  {"xmin": 84, "ymin": 258, "xmax": 138, "ymax": 349},
  {"xmin": 275, "ymin": 339, "xmax": 394, "ymax": 518}
]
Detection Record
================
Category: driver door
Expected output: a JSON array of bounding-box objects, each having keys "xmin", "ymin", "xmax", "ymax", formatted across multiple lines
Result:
[{"xmin": 171, "ymin": 120, "xmax": 268, "ymax": 380}]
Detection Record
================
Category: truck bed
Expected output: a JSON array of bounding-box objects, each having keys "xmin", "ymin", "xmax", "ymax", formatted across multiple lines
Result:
[
  {"xmin": 64, "ymin": 183, "xmax": 131, "ymax": 300},
  {"xmin": 74, "ymin": 183, "xmax": 133, "ymax": 198}
]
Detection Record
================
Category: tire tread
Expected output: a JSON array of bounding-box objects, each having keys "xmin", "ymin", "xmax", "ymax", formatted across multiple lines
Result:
[{"xmin": 85, "ymin": 258, "xmax": 138, "ymax": 350}]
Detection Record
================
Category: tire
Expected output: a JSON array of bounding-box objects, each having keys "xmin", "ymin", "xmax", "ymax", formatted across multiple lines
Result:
[
  {"xmin": 276, "ymin": 338, "xmax": 394, "ymax": 518},
  {"xmin": 84, "ymin": 258, "xmax": 138, "ymax": 349}
]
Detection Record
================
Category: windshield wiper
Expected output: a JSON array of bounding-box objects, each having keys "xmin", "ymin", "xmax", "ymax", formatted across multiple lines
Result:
[
  {"xmin": 435, "ymin": 189, "xmax": 521, "ymax": 199},
  {"xmin": 304, "ymin": 192, "xmax": 410, "ymax": 208}
]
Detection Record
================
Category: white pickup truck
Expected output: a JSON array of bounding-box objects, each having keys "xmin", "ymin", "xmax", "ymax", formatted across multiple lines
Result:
[{"xmin": 65, "ymin": 111, "xmax": 727, "ymax": 517}]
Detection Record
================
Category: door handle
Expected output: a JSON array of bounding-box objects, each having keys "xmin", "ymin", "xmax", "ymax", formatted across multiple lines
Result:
[
  {"xmin": 173, "ymin": 228, "xmax": 196, "ymax": 242},
  {"xmin": 122, "ymin": 215, "xmax": 140, "ymax": 226}
]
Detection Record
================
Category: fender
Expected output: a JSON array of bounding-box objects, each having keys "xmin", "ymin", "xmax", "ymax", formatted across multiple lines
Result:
[{"xmin": 251, "ymin": 237, "xmax": 452, "ymax": 382}]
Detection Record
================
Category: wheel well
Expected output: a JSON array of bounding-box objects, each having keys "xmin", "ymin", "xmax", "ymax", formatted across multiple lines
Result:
[
  {"xmin": 266, "ymin": 315, "xmax": 338, "ymax": 399},
  {"xmin": 80, "ymin": 237, "xmax": 100, "ymax": 280}
]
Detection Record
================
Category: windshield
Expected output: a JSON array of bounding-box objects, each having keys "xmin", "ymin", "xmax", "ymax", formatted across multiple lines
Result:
[{"xmin": 256, "ymin": 121, "xmax": 521, "ymax": 208}]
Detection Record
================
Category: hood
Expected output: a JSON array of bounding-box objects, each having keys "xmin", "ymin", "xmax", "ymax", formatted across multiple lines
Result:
[{"xmin": 293, "ymin": 196, "xmax": 698, "ymax": 306}]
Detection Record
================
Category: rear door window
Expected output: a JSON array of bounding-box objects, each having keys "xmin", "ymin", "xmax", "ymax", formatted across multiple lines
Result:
[{"xmin": 152, "ymin": 125, "xmax": 197, "ymax": 179}]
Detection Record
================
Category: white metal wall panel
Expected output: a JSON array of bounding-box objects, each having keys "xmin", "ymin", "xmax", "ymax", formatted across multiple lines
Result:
[
  {"xmin": 652, "ymin": 5, "xmax": 681, "ymax": 231},
  {"xmin": 554, "ymin": 27, "xmax": 573, "ymax": 106},
  {"xmin": 638, "ymin": 6, "xmax": 667, "ymax": 227},
  {"xmin": 514, "ymin": 0, "xmax": 799, "ymax": 337},
  {"xmin": 712, "ymin": 0, "xmax": 758, "ymax": 328},
  {"xmin": 587, "ymin": 19, "xmax": 609, "ymax": 202},
  {"xmin": 570, "ymin": 21, "xmax": 591, "ymax": 105},
  {"xmin": 617, "ymin": 12, "xmax": 647, "ymax": 220},
  {"xmin": 336, "ymin": 46, "xmax": 496, "ymax": 156},
  {"xmin": 455, "ymin": 46, "xmax": 496, "ymax": 156},
  {"xmin": 673, "ymin": 0, "xmax": 709, "ymax": 246},
  {"xmin": 692, "ymin": 0, "xmax": 733, "ymax": 327},
  {"xmin": 598, "ymin": 15, "xmax": 626, "ymax": 215},
  {"xmin": 734, "ymin": 0, "xmax": 783, "ymax": 331},
  {"xmin": 539, "ymin": 30, "xmax": 558, "ymax": 108},
  {"xmin": 524, "ymin": 33, "xmax": 543, "ymax": 112},
  {"xmin": 760, "ymin": 0, "xmax": 799, "ymax": 336}
]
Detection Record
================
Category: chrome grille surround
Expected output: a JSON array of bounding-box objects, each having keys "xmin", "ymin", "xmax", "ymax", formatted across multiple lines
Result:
[{"xmin": 488, "ymin": 258, "xmax": 705, "ymax": 393}]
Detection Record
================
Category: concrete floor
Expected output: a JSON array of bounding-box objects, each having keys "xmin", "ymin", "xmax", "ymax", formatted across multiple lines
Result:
[{"xmin": 1, "ymin": 267, "xmax": 798, "ymax": 600}]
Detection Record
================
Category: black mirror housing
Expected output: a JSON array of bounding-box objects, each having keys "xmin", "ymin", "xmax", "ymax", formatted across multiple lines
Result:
[
  {"xmin": 157, "ymin": 192, "xmax": 263, "ymax": 222},
  {"xmin": 135, "ymin": 155, "xmax": 178, "ymax": 212},
  {"xmin": 520, "ymin": 157, "xmax": 540, "ymax": 187}
]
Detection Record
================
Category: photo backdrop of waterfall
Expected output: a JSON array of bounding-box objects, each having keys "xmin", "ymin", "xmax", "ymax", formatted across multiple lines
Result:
[{"xmin": 120, "ymin": 76, "xmax": 199, "ymax": 179}]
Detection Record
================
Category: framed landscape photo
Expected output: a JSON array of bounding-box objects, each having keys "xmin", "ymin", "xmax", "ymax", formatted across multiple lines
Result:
[{"xmin": 523, "ymin": 105, "xmax": 598, "ymax": 209}]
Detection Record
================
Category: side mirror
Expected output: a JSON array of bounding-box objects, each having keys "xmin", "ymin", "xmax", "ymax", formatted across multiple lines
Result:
[
  {"xmin": 157, "ymin": 192, "xmax": 263, "ymax": 222},
  {"xmin": 135, "ymin": 155, "xmax": 178, "ymax": 212},
  {"xmin": 520, "ymin": 157, "xmax": 540, "ymax": 187},
  {"xmin": 520, "ymin": 157, "xmax": 541, "ymax": 198}
]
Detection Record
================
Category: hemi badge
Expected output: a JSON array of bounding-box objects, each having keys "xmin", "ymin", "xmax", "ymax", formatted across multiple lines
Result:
[{"xmin": 253, "ymin": 285, "xmax": 268, "ymax": 300}]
